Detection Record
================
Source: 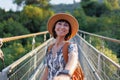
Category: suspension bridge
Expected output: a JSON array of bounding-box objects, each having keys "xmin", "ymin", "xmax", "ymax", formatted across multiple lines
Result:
[{"xmin": 0, "ymin": 30, "xmax": 120, "ymax": 80}]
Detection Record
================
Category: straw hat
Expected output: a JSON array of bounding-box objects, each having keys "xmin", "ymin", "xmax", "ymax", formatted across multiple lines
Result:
[{"xmin": 47, "ymin": 13, "xmax": 79, "ymax": 39}]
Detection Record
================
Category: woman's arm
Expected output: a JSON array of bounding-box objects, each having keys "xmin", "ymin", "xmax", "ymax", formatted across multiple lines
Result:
[
  {"xmin": 54, "ymin": 53, "xmax": 77, "ymax": 80},
  {"xmin": 64, "ymin": 44, "xmax": 78, "ymax": 76},
  {"xmin": 41, "ymin": 66, "xmax": 48, "ymax": 80},
  {"xmin": 64, "ymin": 51, "xmax": 78, "ymax": 76},
  {"xmin": 53, "ymin": 44, "xmax": 78, "ymax": 80}
]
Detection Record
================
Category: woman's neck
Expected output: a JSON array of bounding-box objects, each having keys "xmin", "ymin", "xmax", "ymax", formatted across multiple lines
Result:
[{"xmin": 55, "ymin": 37, "xmax": 65, "ymax": 46}]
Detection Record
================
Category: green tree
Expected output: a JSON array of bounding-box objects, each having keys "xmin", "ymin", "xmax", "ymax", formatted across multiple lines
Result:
[
  {"xmin": 0, "ymin": 9, "xmax": 21, "ymax": 22},
  {"xmin": 73, "ymin": 7, "xmax": 87, "ymax": 30},
  {"xmin": 81, "ymin": 0, "xmax": 93, "ymax": 2},
  {"xmin": 21, "ymin": 5, "xmax": 54, "ymax": 32},
  {"xmin": 0, "ymin": 18, "xmax": 29, "ymax": 37},
  {"xmin": 13, "ymin": 0, "xmax": 51, "ymax": 9},
  {"xmin": 81, "ymin": 0, "xmax": 110, "ymax": 17},
  {"xmin": 0, "ymin": 8, "xmax": 6, "ymax": 21},
  {"xmin": 106, "ymin": 0, "xmax": 120, "ymax": 9}
]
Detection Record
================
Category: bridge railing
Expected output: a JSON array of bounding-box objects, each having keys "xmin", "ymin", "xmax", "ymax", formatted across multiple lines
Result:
[
  {"xmin": 0, "ymin": 30, "xmax": 120, "ymax": 80},
  {"xmin": 78, "ymin": 30, "xmax": 120, "ymax": 80},
  {"xmin": 0, "ymin": 31, "xmax": 53, "ymax": 80}
]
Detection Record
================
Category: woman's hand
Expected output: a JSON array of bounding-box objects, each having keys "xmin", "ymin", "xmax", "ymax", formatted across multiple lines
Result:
[{"xmin": 53, "ymin": 74, "xmax": 71, "ymax": 80}]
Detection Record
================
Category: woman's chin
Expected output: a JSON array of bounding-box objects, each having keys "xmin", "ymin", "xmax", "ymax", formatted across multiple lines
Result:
[
  {"xmin": 57, "ymin": 33, "xmax": 67, "ymax": 36},
  {"xmin": 57, "ymin": 35, "xmax": 66, "ymax": 37}
]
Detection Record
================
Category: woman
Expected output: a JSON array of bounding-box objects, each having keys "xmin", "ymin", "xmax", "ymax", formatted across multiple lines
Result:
[{"xmin": 42, "ymin": 13, "xmax": 79, "ymax": 80}]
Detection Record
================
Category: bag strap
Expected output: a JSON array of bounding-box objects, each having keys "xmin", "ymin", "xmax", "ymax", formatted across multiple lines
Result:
[
  {"xmin": 47, "ymin": 43, "xmax": 54, "ymax": 53},
  {"xmin": 62, "ymin": 42, "xmax": 70, "ymax": 63},
  {"xmin": 47, "ymin": 42, "xmax": 70, "ymax": 63}
]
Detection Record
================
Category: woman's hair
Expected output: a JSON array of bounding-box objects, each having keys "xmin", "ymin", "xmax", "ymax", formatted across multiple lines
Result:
[{"xmin": 52, "ymin": 19, "xmax": 72, "ymax": 40}]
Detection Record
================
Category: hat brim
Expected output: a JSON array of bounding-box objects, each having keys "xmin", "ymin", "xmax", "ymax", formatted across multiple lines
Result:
[{"xmin": 47, "ymin": 13, "xmax": 79, "ymax": 40}]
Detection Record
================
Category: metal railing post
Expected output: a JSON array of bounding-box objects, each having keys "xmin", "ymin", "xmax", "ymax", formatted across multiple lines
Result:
[
  {"xmin": 50, "ymin": 34, "xmax": 52, "ymax": 38},
  {"xmin": 0, "ymin": 39, "xmax": 10, "ymax": 80},
  {"xmin": 89, "ymin": 36, "xmax": 91, "ymax": 44},
  {"xmin": 34, "ymin": 53, "xmax": 37, "ymax": 72},
  {"xmin": 32, "ymin": 36, "xmax": 37, "ymax": 70},
  {"xmin": 101, "ymin": 39, "xmax": 104, "ymax": 50},
  {"xmin": 0, "ymin": 67, "xmax": 11, "ymax": 80},
  {"xmin": 0, "ymin": 39, "xmax": 5, "ymax": 69},
  {"xmin": 83, "ymin": 34, "xmax": 86, "ymax": 39},
  {"xmin": 44, "ymin": 34, "xmax": 46, "ymax": 42},
  {"xmin": 32, "ymin": 35, "xmax": 36, "ymax": 50},
  {"xmin": 98, "ymin": 53, "xmax": 101, "ymax": 74},
  {"xmin": 97, "ymin": 39, "xmax": 104, "ymax": 73}
]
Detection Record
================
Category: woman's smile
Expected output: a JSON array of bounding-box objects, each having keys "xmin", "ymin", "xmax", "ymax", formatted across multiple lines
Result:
[{"xmin": 55, "ymin": 21, "xmax": 69, "ymax": 37}]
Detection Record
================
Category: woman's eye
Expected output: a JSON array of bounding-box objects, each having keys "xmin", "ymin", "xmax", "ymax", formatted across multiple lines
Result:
[
  {"xmin": 57, "ymin": 22, "xmax": 62, "ymax": 25},
  {"xmin": 57, "ymin": 22, "xmax": 69, "ymax": 27},
  {"xmin": 64, "ymin": 23, "xmax": 69, "ymax": 27}
]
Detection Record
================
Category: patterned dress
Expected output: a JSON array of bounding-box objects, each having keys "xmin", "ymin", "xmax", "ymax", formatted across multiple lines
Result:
[{"xmin": 44, "ymin": 43, "xmax": 78, "ymax": 80}]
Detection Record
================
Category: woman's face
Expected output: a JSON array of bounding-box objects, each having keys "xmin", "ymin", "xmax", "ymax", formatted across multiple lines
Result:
[{"xmin": 55, "ymin": 21, "xmax": 70, "ymax": 37}]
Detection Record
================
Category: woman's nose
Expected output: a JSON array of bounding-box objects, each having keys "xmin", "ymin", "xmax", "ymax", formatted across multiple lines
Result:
[{"xmin": 60, "ymin": 25, "xmax": 65, "ymax": 28}]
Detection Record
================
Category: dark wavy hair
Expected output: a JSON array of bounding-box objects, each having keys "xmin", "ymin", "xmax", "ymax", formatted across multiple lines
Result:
[{"xmin": 52, "ymin": 19, "xmax": 72, "ymax": 41}]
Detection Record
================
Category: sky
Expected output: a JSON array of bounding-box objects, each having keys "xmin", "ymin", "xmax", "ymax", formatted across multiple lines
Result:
[{"xmin": 0, "ymin": 0, "xmax": 81, "ymax": 11}]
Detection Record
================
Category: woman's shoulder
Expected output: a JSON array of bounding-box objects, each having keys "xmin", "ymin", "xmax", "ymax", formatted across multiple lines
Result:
[
  {"xmin": 67, "ymin": 42, "xmax": 78, "ymax": 53},
  {"xmin": 68, "ymin": 42, "xmax": 77, "ymax": 47},
  {"xmin": 64, "ymin": 41, "xmax": 77, "ymax": 47},
  {"xmin": 46, "ymin": 43, "xmax": 55, "ymax": 55},
  {"xmin": 69, "ymin": 43, "xmax": 77, "ymax": 49}
]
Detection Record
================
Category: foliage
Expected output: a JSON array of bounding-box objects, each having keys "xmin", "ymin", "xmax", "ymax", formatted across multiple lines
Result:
[
  {"xmin": 104, "ymin": 0, "xmax": 120, "ymax": 10},
  {"xmin": 81, "ymin": 0, "xmax": 111, "ymax": 17},
  {"xmin": 0, "ymin": 8, "xmax": 6, "ymax": 21},
  {"xmin": 0, "ymin": 18, "xmax": 29, "ymax": 37},
  {"xmin": 13, "ymin": 0, "xmax": 51, "ymax": 9},
  {"xmin": 21, "ymin": 5, "xmax": 54, "ymax": 32},
  {"xmin": 89, "ymin": 36, "xmax": 119, "ymax": 63},
  {"xmin": 23, "ymin": 5, "xmax": 44, "ymax": 20},
  {"xmin": 74, "ymin": 0, "xmax": 120, "ymax": 63},
  {"xmin": 2, "ymin": 42, "xmax": 30, "ymax": 68},
  {"xmin": 52, "ymin": 3, "xmax": 80, "ymax": 13},
  {"xmin": 73, "ymin": 7, "xmax": 87, "ymax": 30},
  {"xmin": 0, "ymin": 0, "xmax": 54, "ymax": 70},
  {"xmin": 0, "ymin": 9, "xmax": 20, "ymax": 22},
  {"xmin": 84, "ymin": 14, "xmax": 120, "ymax": 61}
]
